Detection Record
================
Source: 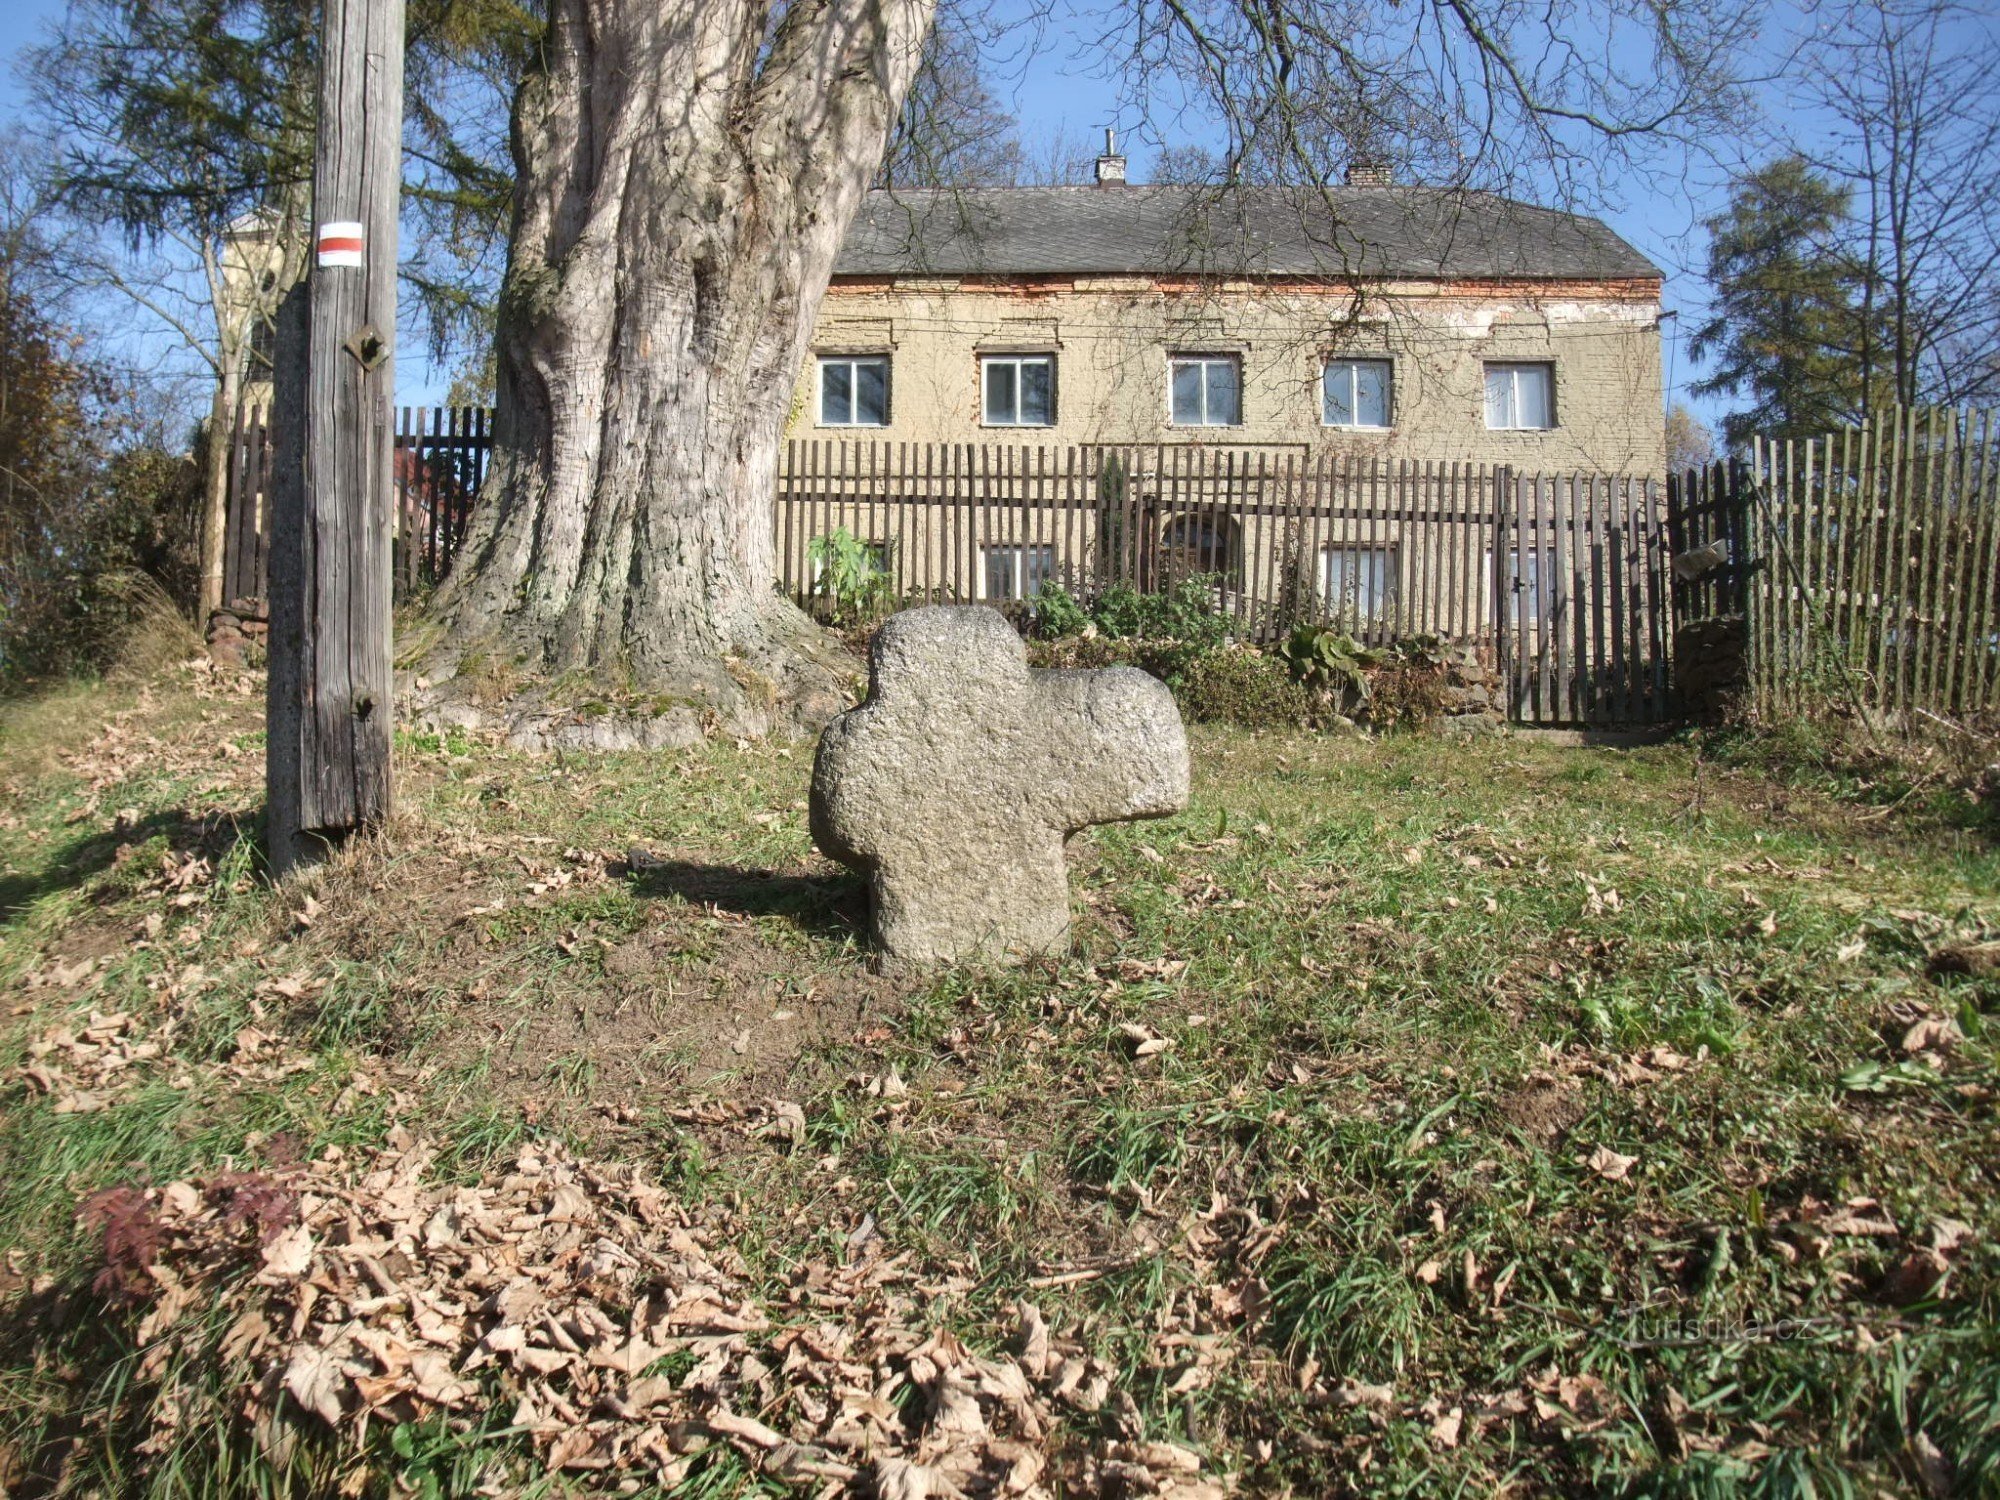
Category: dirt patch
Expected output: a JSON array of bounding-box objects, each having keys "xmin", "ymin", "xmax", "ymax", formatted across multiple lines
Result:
[
  {"xmin": 395, "ymin": 853, "xmax": 915, "ymax": 1137},
  {"xmin": 1495, "ymin": 1075, "xmax": 1586, "ymax": 1148},
  {"xmin": 493, "ymin": 935, "xmax": 898, "ymax": 1094}
]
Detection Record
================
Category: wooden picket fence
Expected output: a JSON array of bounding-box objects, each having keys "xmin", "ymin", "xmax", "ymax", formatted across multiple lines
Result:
[
  {"xmin": 775, "ymin": 440, "xmax": 1677, "ymax": 727},
  {"xmin": 222, "ymin": 409, "xmax": 1680, "ymax": 727},
  {"xmin": 1672, "ymin": 405, "xmax": 2000, "ymax": 723},
  {"xmin": 220, "ymin": 404, "xmax": 492, "ymax": 606}
]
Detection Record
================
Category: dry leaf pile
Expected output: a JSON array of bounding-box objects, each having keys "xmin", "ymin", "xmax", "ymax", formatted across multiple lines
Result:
[
  {"xmin": 82, "ymin": 1133, "xmax": 1226, "ymax": 1498},
  {"xmin": 15, "ymin": 960, "xmax": 320, "ymax": 1117},
  {"xmin": 19, "ymin": 1009, "xmax": 159, "ymax": 1114}
]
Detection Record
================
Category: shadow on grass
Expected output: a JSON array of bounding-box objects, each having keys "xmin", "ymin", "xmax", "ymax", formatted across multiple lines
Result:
[
  {"xmin": 626, "ymin": 859, "xmax": 868, "ymax": 941},
  {"xmin": 0, "ymin": 807, "xmax": 261, "ymax": 930},
  {"xmin": 0, "ymin": 1277, "xmax": 117, "ymax": 1497},
  {"xmin": 0, "ymin": 1272, "xmax": 347, "ymax": 1498}
]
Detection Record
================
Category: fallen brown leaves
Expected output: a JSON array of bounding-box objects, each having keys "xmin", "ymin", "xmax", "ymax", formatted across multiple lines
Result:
[
  {"xmin": 14, "ymin": 977, "xmax": 319, "ymax": 1115},
  {"xmin": 52, "ymin": 670, "xmax": 262, "ymax": 810},
  {"xmin": 20, "ymin": 1010, "xmax": 159, "ymax": 1114},
  {"xmin": 79, "ymin": 1134, "xmax": 1227, "ymax": 1497}
]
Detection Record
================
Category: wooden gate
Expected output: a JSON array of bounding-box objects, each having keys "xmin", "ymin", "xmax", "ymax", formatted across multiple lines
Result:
[{"xmin": 1493, "ymin": 472, "xmax": 1675, "ymax": 728}]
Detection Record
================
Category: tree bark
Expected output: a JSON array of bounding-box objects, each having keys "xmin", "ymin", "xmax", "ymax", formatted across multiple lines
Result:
[
  {"xmin": 426, "ymin": 0, "xmax": 934, "ymax": 739},
  {"xmin": 198, "ymin": 360, "xmax": 240, "ymax": 616}
]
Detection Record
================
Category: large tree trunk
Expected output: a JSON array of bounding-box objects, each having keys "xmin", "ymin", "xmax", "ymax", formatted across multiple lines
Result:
[{"xmin": 425, "ymin": 0, "xmax": 933, "ymax": 742}]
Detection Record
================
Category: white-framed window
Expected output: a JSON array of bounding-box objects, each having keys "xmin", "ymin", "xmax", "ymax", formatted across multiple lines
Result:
[
  {"xmin": 1321, "ymin": 546, "xmax": 1398, "ymax": 620},
  {"xmin": 1483, "ymin": 362, "xmax": 1554, "ymax": 430},
  {"xmin": 982, "ymin": 354, "xmax": 1055, "ymax": 426},
  {"xmin": 1322, "ymin": 358, "xmax": 1392, "ymax": 428},
  {"xmin": 1169, "ymin": 354, "xmax": 1242, "ymax": 426},
  {"xmin": 818, "ymin": 354, "xmax": 891, "ymax": 427},
  {"xmin": 979, "ymin": 544, "xmax": 1057, "ymax": 601}
]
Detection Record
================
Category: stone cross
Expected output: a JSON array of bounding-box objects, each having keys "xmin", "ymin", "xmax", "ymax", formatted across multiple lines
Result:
[{"xmin": 810, "ymin": 606, "xmax": 1191, "ymax": 964}]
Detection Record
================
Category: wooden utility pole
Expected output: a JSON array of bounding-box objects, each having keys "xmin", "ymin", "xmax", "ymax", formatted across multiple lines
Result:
[{"xmin": 267, "ymin": 0, "xmax": 404, "ymax": 876}]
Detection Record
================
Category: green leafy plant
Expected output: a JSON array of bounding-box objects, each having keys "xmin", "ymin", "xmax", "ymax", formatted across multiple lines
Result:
[
  {"xmin": 1278, "ymin": 625, "xmax": 1379, "ymax": 703},
  {"xmin": 1030, "ymin": 583, "xmax": 1089, "ymax": 639},
  {"xmin": 1091, "ymin": 576, "xmax": 1231, "ymax": 650},
  {"xmin": 1174, "ymin": 645, "xmax": 1313, "ymax": 727},
  {"xmin": 1388, "ymin": 634, "xmax": 1450, "ymax": 668},
  {"xmin": 806, "ymin": 528, "xmax": 893, "ymax": 624}
]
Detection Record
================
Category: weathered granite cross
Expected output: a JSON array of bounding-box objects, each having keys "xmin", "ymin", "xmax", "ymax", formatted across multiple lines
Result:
[{"xmin": 810, "ymin": 606, "xmax": 1191, "ymax": 964}]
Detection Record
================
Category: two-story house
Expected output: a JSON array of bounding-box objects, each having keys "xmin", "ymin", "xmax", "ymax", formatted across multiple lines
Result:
[
  {"xmin": 791, "ymin": 153, "xmax": 1663, "ymax": 469},
  {"xmin": 779, "ymin": 150, "xmax": 1665, "ymax": 627}
]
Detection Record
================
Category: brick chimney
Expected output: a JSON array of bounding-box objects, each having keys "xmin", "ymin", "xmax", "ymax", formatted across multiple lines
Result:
[
  {"xmin": 1094, "ymin": 129, "xmax": 1127, "ymax": 187},
  {"xmin": 1345, "ymin": 160, "xmax": 1394, "ymax": 187}
]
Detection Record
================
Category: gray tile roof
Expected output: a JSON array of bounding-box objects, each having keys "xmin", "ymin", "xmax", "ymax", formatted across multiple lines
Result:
[{"xmin": 835, "ymin": 184, "xmax": 1660, "ymax": 282}]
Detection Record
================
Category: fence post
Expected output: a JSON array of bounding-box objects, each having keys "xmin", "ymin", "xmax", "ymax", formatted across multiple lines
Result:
[{"xmin": 1491, "ymin": 466, "xmax": 1513, "ymax": 706}]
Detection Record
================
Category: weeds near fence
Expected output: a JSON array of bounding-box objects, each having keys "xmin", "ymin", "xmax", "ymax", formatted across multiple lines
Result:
[
  {"xmin": 804, "ymin": 527, "xmax": 894, "ymax": 626},
  {"xmin": 1706, "ymin": 708, "xmax": 2000, "ymax": 837}
]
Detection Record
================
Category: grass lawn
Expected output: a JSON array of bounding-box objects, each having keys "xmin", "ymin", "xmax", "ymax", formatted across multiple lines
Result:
[{"xmin": 1, "ymin": 662, "xmax": 1996, "ymax": 1497}]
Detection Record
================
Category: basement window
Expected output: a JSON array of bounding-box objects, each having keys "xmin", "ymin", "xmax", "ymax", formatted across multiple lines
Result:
[
  {"xmin": 1483, "ymin": 362, "xmax": 1554, "ymax": 431},
  {"xmin": 819, "ymin": 355, "xmax": 891, "ymax": 427},
  {"xmin": 982, "ymin": 354, "xmax": 1055, "ymax": 426},
  {"xmin": 979, "ymin": 544, "xmax": 1058, "ymax": 601},
  {"xmin": 1321, "ymin": 545, "xmax": 1398, "ymax": 621}
]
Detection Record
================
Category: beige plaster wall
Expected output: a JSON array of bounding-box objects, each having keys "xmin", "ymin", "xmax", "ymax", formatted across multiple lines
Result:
[{"xmin": 786, "ymin": 275, "xmax": 1667, "ymax": 478}]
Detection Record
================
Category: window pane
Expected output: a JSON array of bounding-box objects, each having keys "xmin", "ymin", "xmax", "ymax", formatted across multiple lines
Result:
[
  {"xmin": 822, "ymin": 361, "xmax": 852, "ymax": 425},
  {"xmin": 1024, "ymin": 545, "xmax": 1057, "ymax": 596},
  {"xmin": 856, "ymin": 359, "xmax": 888, "ymax": 425},
  {"xmin": 984, "ymin": 360, "xmax": 1016, "ymax": 424},
  {"xmin": 1517, "ymin": 365, "xmax": 1551, "ymax": 429},
  {"xmin": 983, "ymin": 546, "xmax": 1019, "ymax": 600},
  {"xmin": 1322, "ymin": 362, "xmax": 1353, "ymax": 426},
  {"xmin": 1206, "ymin": 360, "xmax": 1240, "ymax": 424},
  {"xmin": 1484, "ymin": 365, "xmax": 1511, "ymax": 429},
  {"xmin": 1355, "ymin": 361, "xmax": 1390, "ymax": 426},
  {"xmin": 1171, "ymin": 362, "xmax": 1204, "ymax": 423},
  {"xmin": 1323, "ymin": 547, "xmax": 1396, "ymax": 619},
  {"xmin": 1020, "ymin": 359, "xmax": 1053, "ymax": 425}
]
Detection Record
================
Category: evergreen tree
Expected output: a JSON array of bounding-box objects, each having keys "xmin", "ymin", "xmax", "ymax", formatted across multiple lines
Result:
[
  {"xmin": 1690, "ymin": 156, "xmax": 1880, "ymax": 447},
  {"xmin": 29, "ymin": 0, "xmax": 537, "ymax": 611}
]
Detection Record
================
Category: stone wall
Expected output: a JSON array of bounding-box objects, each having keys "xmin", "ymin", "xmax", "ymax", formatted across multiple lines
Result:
[
  {"xmin": 206, "ymin": 597, "xmax": 268, "ymax": 669},
  {"xmin": 1436, "ymin": 646, "xmax": 1507, "ymax": 731}
]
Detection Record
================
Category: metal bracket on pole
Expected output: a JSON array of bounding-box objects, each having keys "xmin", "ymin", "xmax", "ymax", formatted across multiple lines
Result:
[{"xmin": 342, "ymin": 324, "xmax": 389, "ymax": 372}]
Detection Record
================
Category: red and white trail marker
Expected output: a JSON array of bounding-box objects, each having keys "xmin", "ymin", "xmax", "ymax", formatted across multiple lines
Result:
[{"xmin": 316, "ymin": 221, "xmax": 365, "ymax": 268}]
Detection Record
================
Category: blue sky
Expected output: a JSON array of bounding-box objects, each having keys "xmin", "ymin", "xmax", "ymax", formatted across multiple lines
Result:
[
  {"xmin": 0, "ymin": 0, "xmax": 1762, "ymax": 420},
  {"xmin": 970, "ymin": 11, "xmax": 1743, "ymax": 428},
  {"xmin": 0, "ymin": 0, "xmax": 55, "ymax": 119}
]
